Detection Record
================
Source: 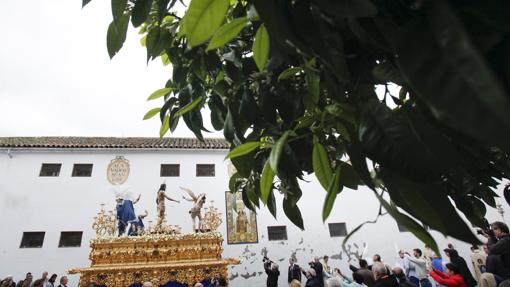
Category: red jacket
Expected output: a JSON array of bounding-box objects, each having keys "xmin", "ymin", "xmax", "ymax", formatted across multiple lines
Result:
[{"xmin": 429, "ymin": 270, "xmax": 467, "ymax": 287}]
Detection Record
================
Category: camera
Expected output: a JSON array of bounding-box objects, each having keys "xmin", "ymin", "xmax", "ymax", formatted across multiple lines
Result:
[
  {"xmin": 308, "ymin": 262, "xmax": 315, "ymax": 267},
  {"xmin": 263, "ymin": 256, "xmax": 273, "ymax": 264}
]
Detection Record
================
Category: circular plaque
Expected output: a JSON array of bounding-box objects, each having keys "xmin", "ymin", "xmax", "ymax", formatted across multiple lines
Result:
[{"xmin": 107, "ymin": 156, "xmax": 130, "ymax": 185}]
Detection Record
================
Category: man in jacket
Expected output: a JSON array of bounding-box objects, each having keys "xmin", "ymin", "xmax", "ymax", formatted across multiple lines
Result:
[
  {"xmin": 310, "ymin": 257, "xmax": 324, "ymax": 287},
  {"xmin": 373, "ymin": 263, "xmax": 399, "ymax": 287},
  {"xmin": 56, "ymin": 276, "xmax": 68, "ymax": 287},
  {"xmin": 264, "ymin": 260, "xmax": 280, "ymax": 287},
  {"xmin": 406, "ymin": 249, "xmax": 432, "ymax": 287},
  {"xmin": 288, "ymin": 258, "xmax": 302, "ymax": 284},
  {"xmin": 489, "ymin": 221, "xmax": 510, "ymax": 281}
]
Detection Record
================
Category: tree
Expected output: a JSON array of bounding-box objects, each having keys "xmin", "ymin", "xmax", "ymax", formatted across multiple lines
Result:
[{"xmin": 84, "ymin": 0, "xmax": 510, "ymax": 252}]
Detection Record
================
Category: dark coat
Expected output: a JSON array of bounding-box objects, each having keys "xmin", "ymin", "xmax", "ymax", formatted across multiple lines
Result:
[
  {"xmin": 373, "ymin": 276, "xmax": 399, "ymax": 287},
  {"xmin": 288, "ymin": 264, "xmax": 302, "ymax": 283},
  {"xmin": 265, "ymin": 262, "xmax": 280, "ymax": 287},
  {"xmin": 490, "ymin": 234, "xmax": 510, "ymax": 279},
  {"xmin": 305, "ymin": 277, "xmax": 321, "ymax": 287},
  {"xmin": 450, "ymin": 255, "xmax": 477, "ymax": 287},
  {"xmin": 312, "ymin": 262, "xmax": 324, "ymax": 287}
]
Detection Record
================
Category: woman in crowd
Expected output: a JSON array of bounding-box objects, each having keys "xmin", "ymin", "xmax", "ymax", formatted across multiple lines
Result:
[
  {"xmin": 429, "ymin": 263, "xmax": 467, "ymax": 287},
  {"xmin": 444, "ymin": 249, "xmax": 477, "ymax": 287}
]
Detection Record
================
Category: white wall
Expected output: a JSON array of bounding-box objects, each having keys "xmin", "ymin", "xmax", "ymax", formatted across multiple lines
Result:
[{"xmin": 0, "ymin": 148, "xmax": 509, "ymax": 287}]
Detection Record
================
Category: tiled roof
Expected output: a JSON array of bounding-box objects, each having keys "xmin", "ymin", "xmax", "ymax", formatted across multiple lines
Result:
[{"xmin": 0, "ymin": 137, "xmax": 230, "ymax": 150}]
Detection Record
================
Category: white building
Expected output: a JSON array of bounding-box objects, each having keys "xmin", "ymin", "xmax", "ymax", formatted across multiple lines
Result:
[{"xmin": 0, "ymin": 137, "xmax": 508, "ymax": 287}]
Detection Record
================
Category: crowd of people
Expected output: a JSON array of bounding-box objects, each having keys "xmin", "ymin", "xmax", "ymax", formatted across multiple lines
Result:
[
  {"xmin": 261, "ymin": 221, "xmax": 509, "ymax": 287},
  {"xmin": 0, "ymin": 272, "xmax": 68, "ymax": 287},
  {"xmin": 2, "ymin": 221, "xmax": 508, "ymax": 287}
]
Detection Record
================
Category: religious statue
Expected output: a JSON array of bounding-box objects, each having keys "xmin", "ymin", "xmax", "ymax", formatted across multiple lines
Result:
[
  {"xmin": 180, "ymin": 187, "xmax": 206, "ymax": 232},
  {"xmin": 127, "ymin": 210, "xmax": 148, "ymax": 236},
  {"xmin": 116, "ymin": 194, "xmax": 140, "ymax": 236},
  {"xmin": 236, "ymin": 209, "xmax": 248, "ymax": 234},
  {"xmin": 156, "ymin": 183, "xmax": 180, "ymax": 229}
]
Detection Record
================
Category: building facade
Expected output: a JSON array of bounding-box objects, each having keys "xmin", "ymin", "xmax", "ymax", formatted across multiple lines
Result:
[{"xmin": 0, "ymin": 137, "xmax": 508, "ymax": 287}]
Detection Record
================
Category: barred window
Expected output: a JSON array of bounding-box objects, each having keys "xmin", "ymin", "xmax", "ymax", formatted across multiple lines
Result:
[
  {"xmin": 196, "ymin": 164, "xmax": 215, "ymax": 177},
  {"xmin": 39, "ymin": 164, "xmax": 61, "ymax": 177},
  {"xmin": 58, "ymin": 231, "xmax": 83, "ymax": 247},
  {"xmin": 20, "ymin": 232, "xmax": 45, "ymax": 248},
  {"xmin": 328, "ymin": 222, "xmax": 347, "ymax": 237},
  {"xmin": 72, "ymin": 164, "xmax": 93, "ymax": 177},
  {"xmin": 161, "ymin": 164, "xmax": 180, "ymax": 177},
  {"xmin": 268, "ymin": 226, "xmax": 287, "ymax": 241}
]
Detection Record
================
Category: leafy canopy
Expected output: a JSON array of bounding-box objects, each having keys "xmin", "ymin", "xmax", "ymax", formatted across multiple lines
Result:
[{"xmin": 84, "ymin": 0, "xmax": 510, "ymax": 252}]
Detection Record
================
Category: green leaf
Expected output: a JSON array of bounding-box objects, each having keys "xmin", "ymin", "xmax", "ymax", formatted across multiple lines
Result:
[
  {"xmin": 174, "ymin": 96, "xmax": 205, "ymax": 118},
  {"xmin": 131, "ymin": 0, "xmax": 153, "ymax": 27},
  {"xmin": 82, "ymin": 0, "xmax": 92, "ymax": 8},
  {"xmin": 106, "ymin": 13, "xmax": 130, "ymax": 59},
  {"xmin": 253, "ymin": 24, "xmax": 269, "ymax": 72},
  {"xmin": 207, "ymin": 17, "xmax": 248, "ymax": 51},
  {"xmin": 278, "ymin": 67, "xmax": 303, "ymax": 81},
  {"xmin": 228, "ymin": 172, "xmax": 241, "ymax": 193},
  {"xmin": 338, "ymin": 163, "xmax": 359, "ymax": 190},
  {"xmin": 312, "ymin": 142, "xmax": 333, "ymax": 190},
  {"xmin": 183, "ymin": 0, "xmax": 230, "ymax": 47},
  {"xmin": 143, "ymin": 107, "xmax": 161, "ymax": 120},
  {"xmin": 147, "ymin": 88, "xmax": 172, "ymax": 101},
  {"xmin": 260, "ymin": 160, "xmax": 276, "ymax": 204},
  {"xmin": 269, "ymin": 131, "xmax": 291, "ymax": 172},
  {"xmin": 111, "ymin": 0, "xmax": 128, "ymax": 20},
  {"xmin": 283, "ymin": 197, "xmax": 304, "ymax": 230},
  {"xmin": 323, "ymin": 166, "xmax": 342, "ymax": 221},
  {"xmin": 305, "ymin": 71, "xmax": 320, "ymax": 105},
  {"xmin": 267, "ymin": 189, "xmax": 277, "ymax": 218},
  {"xmin": 375, "ymin": 191, "xmax": 439, "ymax": 255},
  {"xmin": 225, "ymin": 141, "xmax": 261, "ymax": 160},
  {"xmin": 159, "ymin": 115, "xmax": 170, "ymax": 138}
]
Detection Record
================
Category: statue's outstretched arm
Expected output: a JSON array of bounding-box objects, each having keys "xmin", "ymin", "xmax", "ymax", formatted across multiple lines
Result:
[
  {"xmin": 182, "ymin": 196, "xmax": 194, "ymax": 202},
  {"xmin": 165, "ymin": 194, "xmax": 180, "ymax": 203}
]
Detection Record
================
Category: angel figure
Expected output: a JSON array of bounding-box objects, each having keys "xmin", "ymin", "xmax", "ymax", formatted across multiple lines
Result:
[
  {"xmin": 180, "ymin": 186, "xmax": 206, "ymax": 232},
  {"xmin": 156, "ymin": 183, "xmax": 180, "ymax": 229}
]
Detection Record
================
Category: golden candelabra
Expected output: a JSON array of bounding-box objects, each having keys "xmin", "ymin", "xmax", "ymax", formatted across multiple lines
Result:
[
  {"xmin": 202, "ymin": 200, "xmax": 222, "ymax": 231},
  {"xmin": 91, "ymin": 204, "xmax": 117, "ymax": 237},
  {"xmin": 70, "ymin": 204, "xmax": 239, "ymax": 287}
]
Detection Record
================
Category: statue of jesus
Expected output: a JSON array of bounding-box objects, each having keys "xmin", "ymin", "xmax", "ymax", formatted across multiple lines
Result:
[{"xmin": 155, "ymin": 183, "xmax": 180, "ymax": 229}]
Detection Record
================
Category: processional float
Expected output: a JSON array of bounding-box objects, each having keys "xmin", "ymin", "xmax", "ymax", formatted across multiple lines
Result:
[{"xmin": 69, "ymin": 187, "xmax": 239, "ymax": 287}]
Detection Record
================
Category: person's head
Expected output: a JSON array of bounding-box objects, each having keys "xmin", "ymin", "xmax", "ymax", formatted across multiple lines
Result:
[
  {"xmin": 392, "ymin": 267, "xmax": 405, "ymax": 280},
  {"xmin": 116, "ymin": 197, "xmax": 123, "ymax": 203},
  {"xmin": 290, "ymin": 279, "xmax": 301, "ymax": 287},
  {"xmin": 490, "ymin": 221, "xmax": 509, "ymax": 238},
  {"xmin": 323, "ymin": 255, "xmax": 329, "ymax": 263},
  {"xmin": 359, "ymin": 259, "xmax": 368, "ymax": 268},
  {"xmin": 413, "ymin": 248, "xmax": 422, "ymax": 258},
  {"xmin": 326, "ymin": 277, "xmax": 342, "ymax": 287},
  {"xmin": 373, "ymin": 254, "xmax": 381, "ymax": 262},
  {"xmin": 447, "ymin": 243, "xmax": 454, "ymax": 249},
  {"xmin": 444, "ymin": 248, "xmax": 458, "ymax": 259},
  {"xmin": 193, "ymin": 283, "xmax": 203, "ymax": 287},
  {"xmin": 499, "ymin": 280, "xmax": 510, "ymax": 287},
  {"xmin": 33, "ymin": 280, "xmax": 44, "ymax": 287},
  {"xmin": 398, "ymin": 250, "xmax": 405, "ymax": 258},
  {"xmin": 25, "ymin": 273, "xmax": 32, "ymax": 280},
  {"xmin": 353, "ymin": 272, "xmax": 364, "ymax": 284},
  {"xmin": 59, "ymin": 276, "xmax": 68, "ymax": 286},
  {"xmin": 49, "ymin": 274, "xmax": 57, "ymax": 283},
  {"xmin": 445, "ymin": 263, "xmax": 460, "ymax": 276},
  {"xmin": 314, "ymin": 256, "xmax": 320, "ymax": 263},
  {"xmin": 372, "ymin": 263, "xmax": 388, "ymax": 280},
  {"xmin": 289, "ymin": 258, "xmax": 295, "ymax": 265},
  {"xmin": 271, "ymin": 263, "xmax": 279, "ymax": 270},
  {"xmin": 41, "ymin": 273, "xmax": 48, "ymax": 280},
  {"xmin": 160, "ymin": 183, "xmax": 166, "ymax": 191}
]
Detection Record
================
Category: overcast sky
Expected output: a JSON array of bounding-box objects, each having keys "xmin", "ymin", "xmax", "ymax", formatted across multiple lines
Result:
[{"xmin": 0, "ymin": 0, "xmax": 209, "ymax": 138}]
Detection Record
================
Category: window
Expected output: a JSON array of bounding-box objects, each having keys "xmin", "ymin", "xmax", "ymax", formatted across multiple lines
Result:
[
  {"xmin": 58, "ymin": 231, "xmax": 83, "ymax": 248},
  {"xmin": 328, "ymin": 222, "xmax": 347, "ymax": 237},
  {"xmin": 72, "ymin": 164, "xmax": 93, "ymax": 177},
  {"xmin": 161, "ymin": 164, "xmax": 180, "ymax": 177},
  {"xmin": 196, "ymin": 164, "xmax": 215, "ymax": 177},
  {"xmin": 20, "ymin": 232, "xmax": 45, "ymax": 248},
  {"xmin": 268, "ymin": 226, "xmax": 287, "ymax": 241},
  {"xmin": 39, "ymin": 164, "xmax": 61, "ymax": 177}
]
